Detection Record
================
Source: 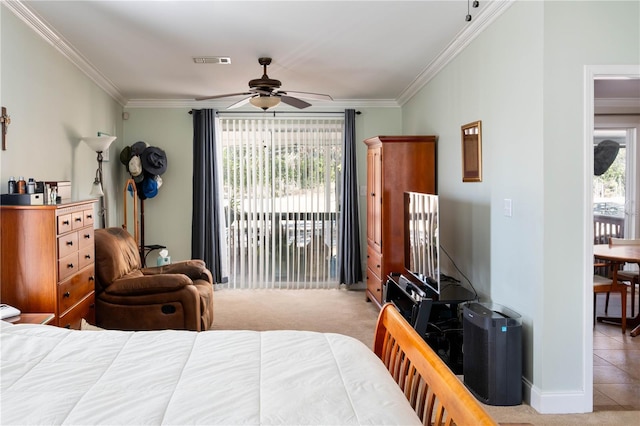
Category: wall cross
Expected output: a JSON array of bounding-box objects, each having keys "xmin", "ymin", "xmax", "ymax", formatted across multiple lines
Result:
[{"xmin": 1, "ymin": 107, "xmax": 10, "ymax": 150}]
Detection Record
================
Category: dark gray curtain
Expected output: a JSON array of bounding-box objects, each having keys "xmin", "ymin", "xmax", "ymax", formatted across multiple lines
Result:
[
  {"xmin": 337, "ymin": 109, "xmax": 363, "ymax": 284},
  {"xmin": 191, "ymin": 109, "xmax": 227, "ymax": 283}
]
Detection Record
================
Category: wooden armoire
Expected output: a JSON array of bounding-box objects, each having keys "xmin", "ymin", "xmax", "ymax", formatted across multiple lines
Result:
[{"xmin": 363, "ymin": 135, "xmax": 437, "ymax": 306}]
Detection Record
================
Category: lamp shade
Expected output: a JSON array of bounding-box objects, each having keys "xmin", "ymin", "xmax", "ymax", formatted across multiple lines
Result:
[
  {"xmin": 90, "ymin": 178, "xmax": 104, "ymax": 197},
  {"xmin": 82, "ymin": 135, "xmax": 117, "ymax": 153},
  {"xmin": 249, "ymin": 95, "xmax": 281, "ymax": 110}
]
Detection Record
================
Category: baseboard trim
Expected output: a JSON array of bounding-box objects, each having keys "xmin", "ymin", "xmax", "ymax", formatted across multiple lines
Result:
[{"xmin": 527, "ymin": 381, "xmax": 591, "ymax": 414}]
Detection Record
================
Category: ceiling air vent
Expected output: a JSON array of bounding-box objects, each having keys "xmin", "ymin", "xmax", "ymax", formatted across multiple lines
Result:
[{"xmin": 193, "ymin": 57, "xmax": 231, "ymax": 64}]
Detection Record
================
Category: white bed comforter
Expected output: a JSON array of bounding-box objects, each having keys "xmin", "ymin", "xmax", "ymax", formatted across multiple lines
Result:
[{"xmin": 0, "ymin": 321, "xmax": 420, "ymax": 425}]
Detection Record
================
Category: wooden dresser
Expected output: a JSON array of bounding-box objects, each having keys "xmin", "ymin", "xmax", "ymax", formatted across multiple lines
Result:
[
  {"xmin": 363, "ymin": 136, "xmax": 437, "ymax": 307},
  {"xmin": 1, "ymin": 200, "xmax": 97, "ymax": 329}
]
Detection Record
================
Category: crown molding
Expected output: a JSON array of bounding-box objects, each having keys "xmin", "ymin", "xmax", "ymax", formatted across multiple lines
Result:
[
  {"xmin": 7, "ymin": 0, "xmax": 509, "ymax": 110},
  {"xmin": 396, "ymin": 0, "xmax": 515, "ymax": 106},
  {"xmin": 5, "ymin": 0, "xmax": 128, "ymax": 106},
  {"xmin": 125, "ymin": 98, "xmax": 399, "ymax": 109}
]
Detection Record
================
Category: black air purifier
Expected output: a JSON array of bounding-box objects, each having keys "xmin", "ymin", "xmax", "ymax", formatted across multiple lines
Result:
[{"xmin": 463, "ymin": 302, "xmax": 522, "ymax": 406}]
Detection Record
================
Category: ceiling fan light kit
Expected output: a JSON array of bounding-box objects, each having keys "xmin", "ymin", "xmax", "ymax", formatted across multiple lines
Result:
[
  {"xmin": 250, "ymin": 95, "xmax": 281, "ymax": 110},
  {"xmin": 196, "ymin": 57, "xmax": 332, "ymax": 111}
]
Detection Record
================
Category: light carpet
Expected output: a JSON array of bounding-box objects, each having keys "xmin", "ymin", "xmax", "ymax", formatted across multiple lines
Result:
[{"xmin": 211, "ymin": 287, "xmax": 640, "ymax": 426}]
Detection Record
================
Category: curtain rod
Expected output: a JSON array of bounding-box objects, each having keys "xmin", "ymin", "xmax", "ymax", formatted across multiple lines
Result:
[
  {"xmin": 188, "ymin": 110, "xmax": 361, "ymax": 115},
  {"xmin": 595, "ymin": 113, "xmax": 640, "ymax": 116}
]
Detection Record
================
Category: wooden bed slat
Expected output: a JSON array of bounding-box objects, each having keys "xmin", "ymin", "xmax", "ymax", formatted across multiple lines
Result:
[{"xmin": 374, "ymin": 303, "xmax": 498, "ymax": 426}]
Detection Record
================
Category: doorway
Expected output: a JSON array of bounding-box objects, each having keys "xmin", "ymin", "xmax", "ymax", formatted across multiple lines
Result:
[{"xmin": 584, "ymin": 65, "xmax": 640, "ymax": 412}]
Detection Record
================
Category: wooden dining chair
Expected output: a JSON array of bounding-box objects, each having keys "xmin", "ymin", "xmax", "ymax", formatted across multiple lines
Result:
[
  {"xmin": 593, "ymin": 252, "xmax": 627, "ymax": 333},
  {"xmin": 604, "ymin": 237, "xmax": 640, "ymax": 316}
]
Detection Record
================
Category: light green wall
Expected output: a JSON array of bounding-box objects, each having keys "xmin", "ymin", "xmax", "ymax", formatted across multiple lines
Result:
[
  {"xmin": 1, "ymin": 10, "xmax": 122, "ymax": 225},
  {"xmin": 120, "ymin": 108, "xmax": 194, "ymax": 262},
  {"xmin": 402, "ymin": 0, "xmax": 639, "ymax": 413},
  {"xmin": 541, "ymin": 0, "xmax": 639, "ymax": 399}
]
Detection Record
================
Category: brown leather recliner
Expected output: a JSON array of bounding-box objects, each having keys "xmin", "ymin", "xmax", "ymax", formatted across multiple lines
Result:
[{"xmin": 94, "ymin": 227, "xmax": 214, "ymax": 331}]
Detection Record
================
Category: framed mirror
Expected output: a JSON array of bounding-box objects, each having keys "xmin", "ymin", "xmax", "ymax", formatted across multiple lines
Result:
[{"xmin": 461, "ymin": 120, "xmax": 482, "ymax": 182}]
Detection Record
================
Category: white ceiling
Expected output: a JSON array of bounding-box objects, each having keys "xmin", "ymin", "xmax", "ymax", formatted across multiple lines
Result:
[
  {"xmin": 7, "ymin": 1, "xmax": 638, "ymax": 110},
  {"xmin": 10, "ymin": 0, "xmax": 513, "ymax": 109}
]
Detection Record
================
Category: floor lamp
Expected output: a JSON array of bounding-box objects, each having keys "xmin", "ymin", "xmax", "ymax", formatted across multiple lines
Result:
[{"xmin": 82, "ymin": 135, "xmax": 117, "ymax": 228}]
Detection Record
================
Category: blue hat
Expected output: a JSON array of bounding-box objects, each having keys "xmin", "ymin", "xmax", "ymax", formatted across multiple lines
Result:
[{"xmin": 142, "ymin": 175, "xmax": 158, "ymax": 198}]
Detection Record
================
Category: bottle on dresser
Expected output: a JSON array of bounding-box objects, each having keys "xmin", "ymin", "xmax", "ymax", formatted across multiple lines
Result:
[
  {"xmin": 16, "ymin": 176, "xmax": 26, "ymax": 194},
  {"xmin": 26, "ymin": 178, "xmax": 35, "ymax": 194},
  {"xmin": 7, "ymin": 176, "xmax": 16, "ymax": 194}
]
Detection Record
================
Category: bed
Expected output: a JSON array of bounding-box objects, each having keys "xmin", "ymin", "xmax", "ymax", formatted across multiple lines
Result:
[{"xmin": 1, "ymin": 304, "xmax": 496, "ymax": 425}]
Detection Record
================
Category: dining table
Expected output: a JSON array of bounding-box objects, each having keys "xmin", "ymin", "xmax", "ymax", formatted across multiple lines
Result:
[{"xmin": 594, "ymin": 243, "xmax": 640, "ymax": 337}]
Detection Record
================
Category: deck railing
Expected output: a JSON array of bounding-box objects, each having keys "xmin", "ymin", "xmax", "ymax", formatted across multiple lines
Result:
[{"xmin": 226, "ymin": 211, "xmax": 338, "ymax": 288}]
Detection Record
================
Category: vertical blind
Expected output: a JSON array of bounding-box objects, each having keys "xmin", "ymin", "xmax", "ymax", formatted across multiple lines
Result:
[{"xmin": 219, "ymin": 116, "xmax": 344, "ymax": 289}]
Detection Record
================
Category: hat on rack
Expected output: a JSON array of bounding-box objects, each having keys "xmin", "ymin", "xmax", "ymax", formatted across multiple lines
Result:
[
  {"xmin": 131, "ymin": 141, "xmax": 148, "ymax": 156},
  {"xmin": 141, "ymin": 146, "xmax": 168, "ymax": 175},
  {"xmin": 119, "ymin": 146, "xmax": 132, "ymax": 167},
  {"xmin": 129, "ymin": 156, "xmax": 144, "ymax": 183},
  {"xmin": 142, "ymin": 175, "xmax": 158, "ymax": 198}
]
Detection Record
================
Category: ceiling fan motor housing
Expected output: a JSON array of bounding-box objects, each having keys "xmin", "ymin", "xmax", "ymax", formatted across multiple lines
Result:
[
  {"xmin": 249, "ymin": 77, "xmax": 281, "ymax": 91},
  {"xmin": 249, "ymin": 57, "xmax": 281, "ymax": 91}
]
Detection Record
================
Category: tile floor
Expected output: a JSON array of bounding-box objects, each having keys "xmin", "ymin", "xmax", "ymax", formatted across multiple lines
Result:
[{"xmin": 593, "ymin": 288, "xmax": 640, "ymax": 411}]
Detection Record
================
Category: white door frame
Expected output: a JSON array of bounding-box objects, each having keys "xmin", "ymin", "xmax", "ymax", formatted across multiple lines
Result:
[{"xmin": 583, "ymin": 64, "xmax": 640, "ymax": 412}]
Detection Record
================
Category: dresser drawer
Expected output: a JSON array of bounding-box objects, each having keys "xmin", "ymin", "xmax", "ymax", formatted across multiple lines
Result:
[
  {"xmin": 83, "ymin": 209, "xmax": 95, "ymax": 227},
  {"xmin": 58, "ymin": 252, "xmax": 79, "ymax": 281},
  {"xmin": 58, "ymin": 266, "xmax": 95, "ymax": 315},
  {"xmin": 71, "ymin": 211, "xmax": 84, "ymax": 230},
  {"xmin": 78, "ymin": 245, "xmax": 94, "ymax": 270},
  {"xmin": 78, "ymin": 227, "xmax": 94, "ymax": 249},
  {"xmin": 58, "ymin": 291, "xmax": 95, "ymax": 329},
  {"xmin": 366, "ymin": 271, "xmax": 383, "ymax": 304},
  {"xmin": 366, "ymin": 245, "xmax": 383, "ymax": 280},
  {"xmin": 57, "ymin": 231, "xmax": 79, "ymax": 259},
  {"xmin": 57, "ymin": 214, "xmax": 73, "ymax": 235}
]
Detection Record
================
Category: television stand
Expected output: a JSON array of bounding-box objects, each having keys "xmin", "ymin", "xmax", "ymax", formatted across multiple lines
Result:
[{"xmin": 385, "ymin": 273, "xmax": 475, "ymax": 373}]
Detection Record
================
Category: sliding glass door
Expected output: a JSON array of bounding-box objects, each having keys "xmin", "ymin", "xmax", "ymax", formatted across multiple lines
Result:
[{"xmin": 219, "ymin": 116, "xmax": 344, "ymax": 289}]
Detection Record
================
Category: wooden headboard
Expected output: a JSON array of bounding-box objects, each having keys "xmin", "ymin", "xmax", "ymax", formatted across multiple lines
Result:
[{"xmin": 374, "ymin": 303, "xmax": 498, "ymax": 426}]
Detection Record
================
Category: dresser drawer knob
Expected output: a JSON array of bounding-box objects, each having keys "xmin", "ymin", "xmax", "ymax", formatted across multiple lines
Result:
[
  {"xmin": 63, "ymin": 291, "xmax": 70, "ymax": 298},
  {"xmin": 75, "ymin": 217, "xmax": 82, "ymax": 222},
  {"xmin": 67, "ymin": 263, "xmax": 74, "ymax": 269},
  {"xmin": 84, "ymin": 254, "xmax": 91, "ymax": 259},
  {"xmin": 89, "ymin": 276, "xmax": 95, "ymax": 281},
  {"xmin": 84, "ymin": 234, "xmax": 91, "ymax": 239},
  {"xmin": 66, "ymin": 240, "xmax": 73, "ymax": 246},
  {"xmin": 86, "ymin": 214, "xmax": 93, "ymax": 219},
  {"xmin": 63, "ymin": 220, "xmax": 70, "ymax": 225}
]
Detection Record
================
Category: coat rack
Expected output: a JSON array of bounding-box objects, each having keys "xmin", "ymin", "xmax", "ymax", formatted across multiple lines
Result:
[
  {"xmin": 122, "ymin": 179, "xmax": 140, "ymax": 246},
  {"xmin": 122, "ymin": 178, "xmax": 165, "ymax": 266}
]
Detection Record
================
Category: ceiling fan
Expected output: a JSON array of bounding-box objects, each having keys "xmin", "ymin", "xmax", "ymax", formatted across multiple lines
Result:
[{"xmin": 195, "ymin": 57, "xmax": 333, "ymax": 110}]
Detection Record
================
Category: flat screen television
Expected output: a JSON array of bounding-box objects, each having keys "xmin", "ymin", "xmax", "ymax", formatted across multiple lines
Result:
[{"xmin": 404, "ymin": 191, "xmax": 440, "ymax": 295}]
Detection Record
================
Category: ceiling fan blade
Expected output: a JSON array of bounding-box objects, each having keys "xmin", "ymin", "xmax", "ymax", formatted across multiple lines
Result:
[
  {"xmin": 227, "ymin": 95, "xmax": 255, "ymax": 109},
  {"xmin": 195, "ymin": 91, "xmax": 253, "ymax": 101},
  {"xmin": 277, "ymin": 90, "xmax": 333, "ymax": 101},
  {"xmin": 279, "ymin": 95, "xmax": 312, "ymax": 109}
]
